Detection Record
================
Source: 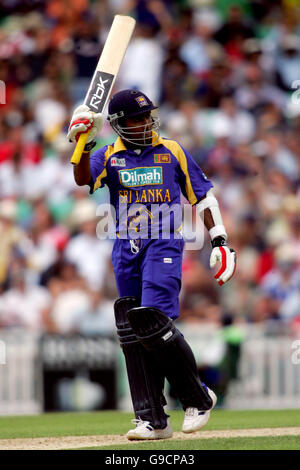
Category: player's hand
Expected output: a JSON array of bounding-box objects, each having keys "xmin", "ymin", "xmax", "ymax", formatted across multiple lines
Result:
[
  {"xmin": 67, "ymin": 104, "xmax": 104, "ymax": 143},
  {"xmin": 210, "ymin": 237, "xmax": 237, "ymax": 286}
]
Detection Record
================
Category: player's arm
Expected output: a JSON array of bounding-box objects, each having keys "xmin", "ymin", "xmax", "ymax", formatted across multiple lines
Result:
[
  {"xmin": 197, "ymin": 190, "xmax": 237, "ymax": 286},
  {"xmin": 68, "ymin": 104, "xmax": 104, "ymax": 186},
  {"xmin": 174, "ymin": 142, "xmax": 236, "ymax": 285},
  {"xmin": 73, "ymin": 150, "xmax": 92, "ymax": 186}
]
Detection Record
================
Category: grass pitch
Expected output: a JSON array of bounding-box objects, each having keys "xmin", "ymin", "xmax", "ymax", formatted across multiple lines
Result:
[
  {"xmin": 0, "ymin": 409, "xmax": 299, "ymax": 450},
  {"xmin": 85, "ymin": 435, "xmax": 300, "ymax": 451}
]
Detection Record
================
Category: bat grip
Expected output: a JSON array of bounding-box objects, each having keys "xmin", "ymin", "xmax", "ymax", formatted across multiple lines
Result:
[{"xmin": 70, "ymin": 132, "xmax": 90, "ymax": 165}]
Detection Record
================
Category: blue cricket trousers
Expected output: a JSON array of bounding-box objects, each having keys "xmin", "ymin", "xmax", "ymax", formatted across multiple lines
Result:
[{"xmin": 111, "ymin": 238, "xmax": 185, "ymax": 319}]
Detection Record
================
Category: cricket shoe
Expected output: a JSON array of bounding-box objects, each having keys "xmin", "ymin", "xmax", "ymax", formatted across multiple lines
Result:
[
  {"xmin": 182, "ymin": 385, "xmax": 217, "ymax": 433},
  {"xmin": 126, "ymin": 417, "xmax": 173, "ymax": 440}
]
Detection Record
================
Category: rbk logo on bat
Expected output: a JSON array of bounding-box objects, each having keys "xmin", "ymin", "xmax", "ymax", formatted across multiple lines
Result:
[
  {"xmin": 119, "ymin": 167, "xmax": 163, "ymax": 187},
  {"xmin": 86, "ymin": 71, "xmax": 114, "ymax": 113},
  {"xmin": 154, "ymin": 154, "xmax": 171, "ymax": 163}
]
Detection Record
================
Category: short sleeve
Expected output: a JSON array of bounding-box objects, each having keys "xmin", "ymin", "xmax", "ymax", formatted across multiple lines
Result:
[
  {"xmin": 176, "ymin": 143, "xmax": 213, "ymax": 204},
  {"xmin": 89, "ymin": 146, "xmax": 108, "ymax": 193}
]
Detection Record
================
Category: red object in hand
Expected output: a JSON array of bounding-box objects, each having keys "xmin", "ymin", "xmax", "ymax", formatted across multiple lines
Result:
[
  {"xmin": 212, "ymin": 246, "xmax": 237, "ymax": 286},
  {"xmin": 70, "ymin": 118, "xmax": 93, "ymax": 141}
]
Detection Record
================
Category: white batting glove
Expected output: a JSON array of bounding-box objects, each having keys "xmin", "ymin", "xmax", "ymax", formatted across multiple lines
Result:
[
  {"xmin": 67, "ymin": 104, "xmax": 104, "ymax": 143},
  {"xmin": 210, "ymin": 238, "xmax": 237, "ymax": 286}
]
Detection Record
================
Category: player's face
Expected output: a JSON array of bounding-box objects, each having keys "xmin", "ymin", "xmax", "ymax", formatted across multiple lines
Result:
[{"xmin": 124, "ymin": 112, "xmax": 153, "ymax": 145}]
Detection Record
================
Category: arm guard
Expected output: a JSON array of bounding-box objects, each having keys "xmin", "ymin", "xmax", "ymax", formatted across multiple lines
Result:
[{"xmin": 196, "ymin": 190, "xmax": 227, "ymax": 241}]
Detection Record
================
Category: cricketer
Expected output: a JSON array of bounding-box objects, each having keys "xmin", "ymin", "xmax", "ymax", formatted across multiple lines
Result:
[{"xmin": 68, "ymin": 89, "xmax": 237, "ymax": 440}]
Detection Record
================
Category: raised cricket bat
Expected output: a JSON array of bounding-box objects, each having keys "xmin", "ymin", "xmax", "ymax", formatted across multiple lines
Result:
[{"xmin": 70, "ymin": 15, "xmax": 136, "ymax": 165}]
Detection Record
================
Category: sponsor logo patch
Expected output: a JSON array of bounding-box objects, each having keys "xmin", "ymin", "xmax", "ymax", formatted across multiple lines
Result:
[
  {"xmin": 163, "ymin": 258, "xmax": 173, "ymax": 263},
  {"xmin": 119, "ymin": 166, "xmax": 163, "ymax": 187},
  {"xmin": 85, "ymin": 71, "xmax": 114, "ymax": 113},
  {"xmin": 111, "ymin": 157, "xmax": 126, "ymax": 167},
  {"xmin": 154, "ymin": 153, "xmax": 171, "ymax": 163},
  {"xmin": 162, "ymin": 331, "xmax": 173, "ymax": 341},
  {"xmin": 135, "ymin": 95, "xmax": 148, "ymax": 107}
]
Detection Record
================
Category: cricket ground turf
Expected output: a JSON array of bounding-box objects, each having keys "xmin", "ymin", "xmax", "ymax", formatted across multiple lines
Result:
[{"xmin": 0, "ymin": 409, "xmax": 299, "ymax": 450}]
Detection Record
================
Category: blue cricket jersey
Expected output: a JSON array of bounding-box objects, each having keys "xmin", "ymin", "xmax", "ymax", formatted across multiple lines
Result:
[{"xmin": 89, "ymin": 133, "xmax": 213, "ymax": 239}]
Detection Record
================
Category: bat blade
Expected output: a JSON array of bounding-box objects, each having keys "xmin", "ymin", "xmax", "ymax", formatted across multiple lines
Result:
[{"xmin": 70, "ymin": 15, "xmax": 136, "ymax": 165}]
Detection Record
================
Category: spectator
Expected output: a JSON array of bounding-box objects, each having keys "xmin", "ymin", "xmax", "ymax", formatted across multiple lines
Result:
[
  {"xmin": 234, "ymin": 63, "xmax": 286, "ymax": 113},
  {"xmin": 118, "ymin": 23, "xmax": 165, "ymax": 103},
  {"xmin": 44, "ymin": 258, "xmax": 92, "ymax": 334},
  {"xmin": 74, "ymin": 291, "xmax": 116, "ymax": 335},
  {"xmin": 258, "ymin": 243, "xmax": 300, "ymax": 323},
  {"xmin": 24, "ymin": 200, "xmax": 69, "ymax": 283},
  {"xmin": 263, "ymin": 127, "xmax": 299, "ymax": 182},
  {"xmin": 214, "ymin": 4, "xmax": 255, "ymax": 63},
  {"xmin": 0, "ymin": 257, "xmax": 52, "ymax": 331},
  {"xmin": 212, "ymin": 95, "xmax": 255, "ymax": 145},
  {"xmin": 275, "ymin": 34, "xmax": 300, "ymax": 91},
  {"xmin": 161, "ymin": 51, "xmax": 198, "ymax": 107},
  {"xmin": 196, "ymin": 57, "xmax": 233, "ymax": 108},
  {"xmin": 179, "ymin": 8, "xmax": 222, "ymax": 77},
  {"xmin": 0, "ymin": 199, "xmax": 29, "ymax": 284},
  {"xmin": 65, "ymin": 199, "xmax": 112, "ymax": 291}
]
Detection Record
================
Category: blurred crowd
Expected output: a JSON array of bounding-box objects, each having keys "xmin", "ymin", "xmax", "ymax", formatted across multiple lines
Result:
[{"xmin": 0, "ymin": 0, "xmax": 300, "ymax": 336}]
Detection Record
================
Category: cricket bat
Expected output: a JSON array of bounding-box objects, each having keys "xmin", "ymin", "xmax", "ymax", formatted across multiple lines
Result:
[{"xmin": 70, "ymin": 15, "xmax": 136, "ymax": 165}]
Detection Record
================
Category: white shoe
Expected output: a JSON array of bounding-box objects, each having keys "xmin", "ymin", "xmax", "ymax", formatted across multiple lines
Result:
[
  {"xmin": 182, "ymin": 386, "xmax": 217, "ymax": 433},
  {"xmin": 126, "ymin": 417, "xmax": 173, "ymax": 440}
]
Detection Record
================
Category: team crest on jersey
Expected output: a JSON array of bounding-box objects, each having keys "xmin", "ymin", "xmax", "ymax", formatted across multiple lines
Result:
[
  {"xmin": 111, "ymin": 157, "xmax": 126, "ymax": 167},
  {"xmin": 136, "ymin": 95, "xmax": 148, "ymax": 107},
  {"xmin": 154, "ymin": 154, "xmax": 171, "ymax": 163},
  {"xmin": 119, "ymin": 167, "xmax": 162, "ymax": 187}
]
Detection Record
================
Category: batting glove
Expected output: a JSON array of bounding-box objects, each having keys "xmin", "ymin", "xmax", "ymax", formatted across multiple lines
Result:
[
  {"xmin": 210, "ymin": 236, "xmax": 237, "ymax": 286},
  {"xmin": 67, "ymin": 104, "xmax": 104, "ymax": 143}
]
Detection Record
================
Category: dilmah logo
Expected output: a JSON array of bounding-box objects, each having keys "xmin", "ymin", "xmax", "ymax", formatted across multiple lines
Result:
[{"xmin": 119, "ymin": 167, "xmax": 162, "ymax": 187}]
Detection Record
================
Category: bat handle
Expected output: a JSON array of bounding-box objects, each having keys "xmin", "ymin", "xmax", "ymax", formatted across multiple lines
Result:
[{"xmin": 70, "ymin": 132, "xmax": 90, "ymax": 165}]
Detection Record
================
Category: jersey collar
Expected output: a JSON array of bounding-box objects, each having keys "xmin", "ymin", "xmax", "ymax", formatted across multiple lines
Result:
[
  {"xmin": 113, "ymin": 132, "xmax": 164, "ymax": 154},
  {"xmin": 113, "ymin": 137, "xmax": 127, "ymax": 153}
]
